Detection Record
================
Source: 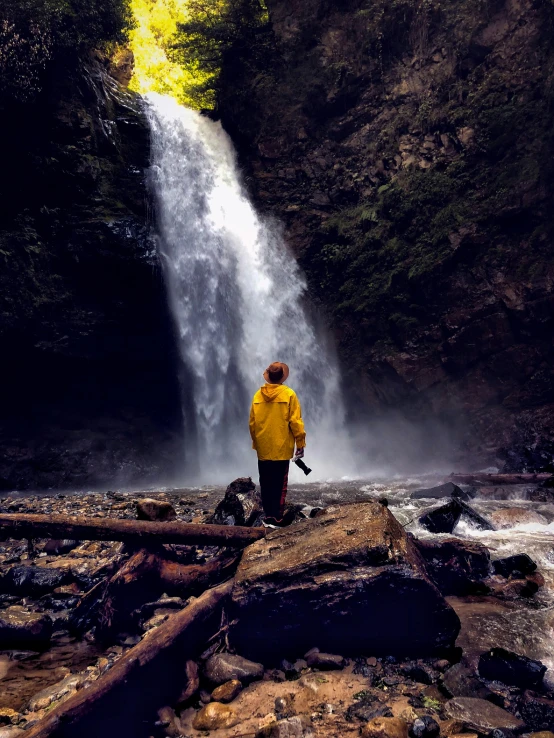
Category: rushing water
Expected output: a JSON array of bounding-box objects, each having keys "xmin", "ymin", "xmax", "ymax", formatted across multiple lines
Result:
[{"xmin": 146, "ymin": 94, "xmax": 352, "ymax": 482}]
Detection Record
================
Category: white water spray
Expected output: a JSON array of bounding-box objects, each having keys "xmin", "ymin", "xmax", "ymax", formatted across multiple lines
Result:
[{"xmin": 146, "ymin": 94, "xmax": 353, "ymax": 482}]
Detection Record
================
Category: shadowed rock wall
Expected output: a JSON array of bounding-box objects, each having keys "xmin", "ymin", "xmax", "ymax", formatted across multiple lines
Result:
[{"xmin": 219, "ymin": 0, "xmax": 554, "ymax": 470}]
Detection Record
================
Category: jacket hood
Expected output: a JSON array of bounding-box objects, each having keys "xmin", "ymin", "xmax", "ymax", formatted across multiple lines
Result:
[{"xmin": 260, "ymin": 383, "xmax": 289, "ymax": 402}]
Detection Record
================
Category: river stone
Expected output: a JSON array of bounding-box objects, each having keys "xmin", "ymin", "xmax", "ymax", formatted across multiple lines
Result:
[
  {"xmin": 415, "ymin": 538, "xmax": 490, "ymax": 595},
  {"xmin": 230, "ymin": 502, "xmax": 460, "ymax": 662},
  {"xmin": 492, "ymin": 554, "xmax": 537, "ymax": 578},
  {"xmin": 203, "ymin": 653, "xmax": 264, "ymax": 685},
  {"xmin": 444, "ymin": 697, "xmax": 525, "ymax": 733},
  {"xmin": 136, "ymin": 498, "xmax": 176, "ymax": 521},
  {"xmin": 28, "ymin": 674, "xmax": 82, "ymax": 711},
  {"xmin": 411, "ymin": 483, "xmax": 472, "ymax": 501},
  {"xmin": 1, "ymin": 566, "xmax": 71, "ymax": 597},
  {"xmin": 211, "ymin": 679, "xmax": 242, "ymax": 703},
  {"xmin": 258, "ymin": 716, "xmax": 314, "ymax": 738},
  {"xmin": 0, "ymin": 607, "xmax": 52, "ymax": 650},
  {"xmin": 489, "ymin": 508, "xmax": 547, "ymax": 529},
  {"xmin": 305, "ymin": 652, "xmax": 345, "ymax": 670},
  {"xmin": 441, "ymin": 663, "xmax": 494, "ymax": 700},
  {"xmin": 478, "ymin": 647, "xmax": 546, "ymax": 689},
  {"xmin": 209, "ymin": 477, "xmax": 263, "ymax": 527},
  {"xmin": 520, "ymin": 691, "xmax": 554, "ymax": 732},
  {"xmin": 362, "ymin": 717, "xmax": 408, "ymax": 738},
  {"xmin": 419, "ymin": 500, "xmax": 494, "ymax": 534},
  {"xmin": 192, "ymin": 702, "xmax": 238, "ymax": 730}
]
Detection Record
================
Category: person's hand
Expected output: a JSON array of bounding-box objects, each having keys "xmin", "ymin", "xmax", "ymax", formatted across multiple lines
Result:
[{"xmin": 294, "ymin": 447, "xmax": 305, "ymax": 460}]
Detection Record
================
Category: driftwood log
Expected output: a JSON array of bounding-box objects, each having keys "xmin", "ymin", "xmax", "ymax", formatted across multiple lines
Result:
[
  {"xmin": 0, "ymin": 513, "xmax": 265, "ymax": 546},
  {"xmin": 448, "ymin": 473, "xmax": 552, "ymax": 486},
  {"xmin": 25, "ymin": 580, "xmax": 234, "ymax": 738},
  {"xmin": 95, "ymin": 547, "xmax": 240, "ymax": 639}
]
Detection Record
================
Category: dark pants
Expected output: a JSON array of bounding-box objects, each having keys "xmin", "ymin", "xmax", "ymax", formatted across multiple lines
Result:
[{"xmin": 258, "ymin": 460, "xmax": 290, "ymax": 521}]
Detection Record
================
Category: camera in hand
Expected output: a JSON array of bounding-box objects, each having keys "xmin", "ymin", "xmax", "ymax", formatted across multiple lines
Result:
[{"xmin": 293, "ymin": 458, "xmax": 312, "ymax": 476}]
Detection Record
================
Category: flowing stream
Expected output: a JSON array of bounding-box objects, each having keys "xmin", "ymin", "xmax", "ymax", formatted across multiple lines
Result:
[{"xmin": 146, "ymin": 94, "xmax": 352, "ymax": 482}]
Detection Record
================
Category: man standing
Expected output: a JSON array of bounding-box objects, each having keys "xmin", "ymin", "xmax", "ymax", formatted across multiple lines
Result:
[{"xmin": 249, "ymin": 362, "xmax": 306, "ymax": 528}]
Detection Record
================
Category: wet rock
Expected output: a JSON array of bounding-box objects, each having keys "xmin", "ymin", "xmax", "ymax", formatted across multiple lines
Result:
[
  {"xmin": 192, "ymin": 702, "xmax": 238, "ymax": 730},
  {"xmin": 135, "ymin": 498, "xmax": 176, "ymax": 521},
  {"xmin": 1, "ymin": 566, "xmax": 71, "ymax": 597},
  {"xmin": 211, "ymin": 679, "xmax": 242, "ymax": 703},
  {"xmin": 305, "ymin": 651, "xmax": 345, "ymax": 670},
  {"xmin": 415, "ymin": 538, "xmax": 491, "ymax": 595},
  {"xmin": 478, "ymin": 648, "xmax": 546, "ymax": 689},
  {"xmin": 411, "ymin": 716, "xmax": 440, "ymax": 738},
  {"xmin": 28, "ymin": 674, "xmax": 82, "ymax": 711},
  {"xmin": 0, "ymin": 607, "xmax": 52, "ymax": 649},
  {"xmin": 444, "ymin": 697, "xmax": 525, "ymax": 733},
  {"xmin": 492, "ymin": 554, "xmax": 537, "ymax": 578},
  {"xmin": 419, "ymin": 500, "xmax": 494, "ymax": 534},
  {"xmin": 203, "ymin": 653, "xmax": 264, "ymax": 685},
  {"xmin": 403, "ymin": 662, "xmax": 438, "ymax": 684},
  {"xmin": 489, "ymin": 578, "xmax": 541, "ymax": 599},
  {"xmin": 362, "ymin": 717, "xmax": 409, "ymax": 738},
  {"xmin": 441, "ymin": 663, "xmax": 494, "ymax": 700},
  {"xmin": 43, "ymin": 540, "xmax": 80, "ymax": 555},
  {"xmin": 157, "ymin": 706, "xmax": 181, "ymax": 737},
  {"xmin": 230, "ymin": 502, "xmax": 460, "ymax": 661},
  {"xmin": 208, "ymin": 477, "xmax": 263, "ymax": 527},
  {"xmin": 489, "ymin": 508, "xmax": 547, "ymax": 529},
  {"xmin": 257, "ymin": 716, "xmax": 313, "ymax": 738},
  {"xmin": 520, "ymin": 691, "xmax": 554, "ymax": 732},
  {"xmin": 411, "ymin": 483, "xmax": 473, "ymax": 501},
  {"xmin": 346, "ymin": 698, "xmax": 392, "ymax": 723}
]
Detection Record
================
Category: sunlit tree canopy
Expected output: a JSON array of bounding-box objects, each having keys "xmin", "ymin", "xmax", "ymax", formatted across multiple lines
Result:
[{"xmin": 128, "ymin": 0, "xmax": 269, "ymax": 110}]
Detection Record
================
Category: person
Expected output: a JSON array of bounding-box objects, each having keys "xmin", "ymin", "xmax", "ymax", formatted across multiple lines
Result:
[{"xmin": 249, "ymin": 362, "xmax": 306, "ymax": 528}]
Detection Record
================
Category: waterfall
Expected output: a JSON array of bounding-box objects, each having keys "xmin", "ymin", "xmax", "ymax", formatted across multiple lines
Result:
[{"xmin": 145, "ymin": 93, "xmax": 353, "ymax": 482}]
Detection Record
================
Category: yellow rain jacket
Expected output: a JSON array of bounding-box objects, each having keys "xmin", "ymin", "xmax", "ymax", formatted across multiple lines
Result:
[{"xmin": 249, "ymin": 383, "xmax": 306, "ymax": 461}]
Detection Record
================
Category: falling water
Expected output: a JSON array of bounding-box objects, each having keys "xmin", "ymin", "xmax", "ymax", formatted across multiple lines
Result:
[{"xmin": 146, "ymin": 94, "xmax": 352, "ymax": 482}]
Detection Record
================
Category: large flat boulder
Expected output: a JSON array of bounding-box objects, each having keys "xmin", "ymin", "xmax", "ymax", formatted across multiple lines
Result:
[{"xmin": 229, "ymin": 502, "xmax": 460, "ymax": 662}]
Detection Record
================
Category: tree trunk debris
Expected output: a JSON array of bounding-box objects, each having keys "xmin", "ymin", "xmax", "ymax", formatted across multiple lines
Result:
[
  {"xmin": 24, "ymin": 580, "xmax": 234, "ymax": 738},
  {"xmin": 0, "ymin": 513, "xmax": 265, "ymax": 546}
]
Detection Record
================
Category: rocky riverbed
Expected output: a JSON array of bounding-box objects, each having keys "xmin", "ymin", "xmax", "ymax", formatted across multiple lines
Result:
[{"xmin": 0, "ymin": 474, "xmax": 552, "ymax": 737}]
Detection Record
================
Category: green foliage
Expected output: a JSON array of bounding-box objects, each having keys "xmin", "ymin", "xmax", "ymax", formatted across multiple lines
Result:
[
  {"xmin": 0, "ymin": 0, "xmax": 133, "ymax": 101},
  {"xmin": 169, "ymin": 0, "xmax": 271, "ymax": 107}
]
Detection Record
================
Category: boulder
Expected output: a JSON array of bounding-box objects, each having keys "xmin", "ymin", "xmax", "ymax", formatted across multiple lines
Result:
[
  {"xmin": 411, "ymin": 483, "xmax": 473, "ymax": 501},
  {"xmin": 135, "ymin": 498, "xmax": 176, "ymax": 521},
  {"xmin": 419, "ymin": 500, "xmax": 494, "ymax": 534},
  {"xmin": 489, "ymin": 508, "xmax": 547, "ymax": 529},
  {"xmin": 478, "ymin": 648, "xmax": 546, "ymax": 689},
  {"xmin": 0, "ymin": 607, "xmax": 52, "ymax": 649},
  {"xmin": 444, "ymin": 697, "xmax": 525, "ymax": 733},
  {"xmin": 440, "ymin": 663, "xmax": 494, "ymax": 700},
  {"xmin": 192, "ymin": 702, "xmax": 238, "ymax": 730},
  {"xmin": 203, "ymin": 653, "xmax": 264, "ymax": 685},
  {"xmin": 415, "ymin": 538, "xmax": 490, "ymax": 595},
  {"xmin": 492, "ymin": 554, "xmax": 537, "ymax": 578},
  {"xmin": 519, "ymin": 691, "xmax": 554, "ymax": 732},
  {"xmin": 230, "ymin": 502, "xmax": 460, "ymax": 662},
  {"xmin": 208, "ymin": 477, "xmax": 263, "ymax": 527},
  {"xmin": 211, "ymin": 680, "xmax": 242, "ymax": 703},
  {"xmin": 362, "ymin": 717, "xmax": 408, "ymax": 738},
  {"xmin": 1, "ymin": 566, "xmax": 71, "ymax": 598}
]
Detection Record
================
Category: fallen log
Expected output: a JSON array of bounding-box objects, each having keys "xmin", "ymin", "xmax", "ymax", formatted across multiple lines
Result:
[
  {"xmin": 0, "ymin": 513, "xmax": 265, "ymax": 546},
  {"xmin": 25, "ymin": 580, "xmax": 234, "ymax": 738},
  {"xmin": 448, "ymin": 473, "xmax": 552, "ymax": 486},
  {"xmin": 95, "ymin": 548, "xmax": 240, "ymax": 640}
]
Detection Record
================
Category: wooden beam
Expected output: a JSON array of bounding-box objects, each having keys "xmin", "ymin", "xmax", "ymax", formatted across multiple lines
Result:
[
  {"xmin": 25, "ymin": 580, "xmax": 234, "ymax": 738},
  {"xmin": 0, "ymin": 513, "xmax": 265, "ymax": 546}
]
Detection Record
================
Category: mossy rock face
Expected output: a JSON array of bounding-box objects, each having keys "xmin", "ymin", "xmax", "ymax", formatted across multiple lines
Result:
[{"xmin": 219, "ymin": 0, "xmax": 554, "ymax": 468}]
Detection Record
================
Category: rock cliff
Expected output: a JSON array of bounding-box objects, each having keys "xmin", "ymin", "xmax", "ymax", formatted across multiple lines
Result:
[
  {"xmin": 219, "ymin": 0, "xmax": 554, "ymax": 469},
  {"xmin": 0, "ymin": 54, "xmax": 182, "ymax": 490}
]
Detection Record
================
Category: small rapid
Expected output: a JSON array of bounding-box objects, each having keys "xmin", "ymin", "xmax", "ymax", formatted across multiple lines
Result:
[{"xmin": 145, "ymin": 94, "xmax": 352, "ymax": 482}]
